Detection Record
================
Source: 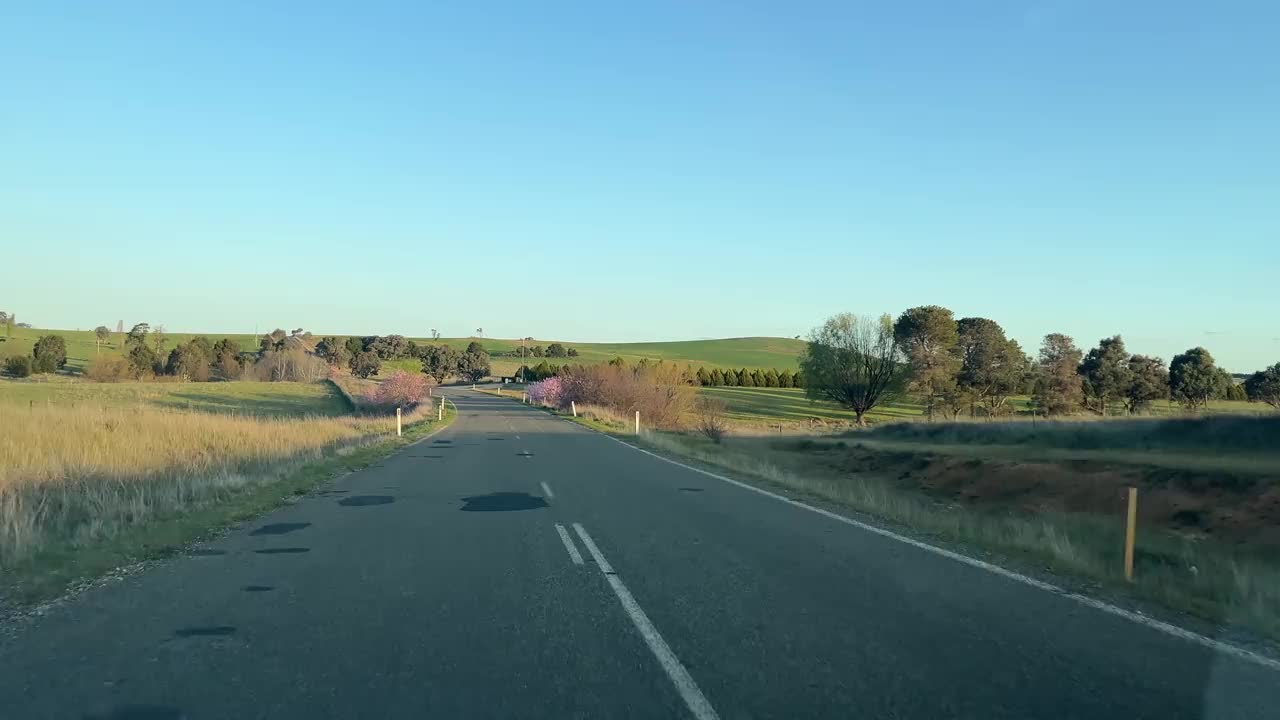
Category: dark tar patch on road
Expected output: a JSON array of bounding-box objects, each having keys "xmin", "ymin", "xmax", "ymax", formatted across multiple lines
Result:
[
  {"xmin": 254, "ymin": 547, "xmax": 310, "ymax": 555},
  {"xmin": 82, "ymin": 704, "xmax": 184, "ymax": 720},
  {"xmin": 241, "ymin": 585, "xmax": 274, "ymax": 592},
  {"xmin": 174, "ymin": 626, "xmax": 236, "ymax": 638},
  {"xmin": 250, "ymin": 522, "xmax": 310, "ymax": 536},
  {"xmin": 460, "ymin": 492, "xmax": 548, "ymax": 512},
  {"xmin": 338, "ymin": 495, "xmax": 395, "ymax": 507}
]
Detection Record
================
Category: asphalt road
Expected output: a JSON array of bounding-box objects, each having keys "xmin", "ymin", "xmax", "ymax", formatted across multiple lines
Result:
[{"xmin": 3, "ymin": 387, "xmax": 1278, "ymax": 719}]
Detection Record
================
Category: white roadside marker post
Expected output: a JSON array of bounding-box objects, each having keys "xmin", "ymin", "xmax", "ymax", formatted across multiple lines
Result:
[
  {"xmin": 396, "ymin": 407, "xmax": 402, "ymax": 437},
  {"xmin": 571, "ymin": 401, "xmax": 577, "ymax": 417},
  {"xmin": 438, "ymin": 398, "xmax": 444, "ymax": 421},
  {"xmin": 635, "ymin": 410, "xmax": 640, "ymax": 435}
]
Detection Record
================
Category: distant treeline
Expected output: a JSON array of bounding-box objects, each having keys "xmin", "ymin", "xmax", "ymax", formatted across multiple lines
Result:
[{"xmin": 503, "ymin": 357, "xmax": 804, "ymax": 388}]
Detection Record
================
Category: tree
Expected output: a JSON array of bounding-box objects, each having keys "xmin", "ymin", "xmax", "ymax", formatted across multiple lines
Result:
[
  {"xmin": 31, "ymin": 335, "xmax": 68, "ymax": 373},
  {"xmin": 751, "ymin": 369, "xmax": 767, "ymax": 387},
  {"xmin": 466, "ymin": 341, "xmax": 485, "ymax": 354},
  {"xmin": 1031, "ymin": 333, "xmax": 1083, "ymax": 416},
  {"xmin": 126, "ymin": 342, "xmax": 159, "ymax": 378},
  {"xmin": 350, "ymin": 350, "xmax": 381, "ymax": 379},
  {"xmin": 547, "ymin": 343, "xmax": 567, "ymax": 358},
  {"xmin": 893, "ymin": 305, "xmax": 961, "ymax": 420},
  {"xmin": 1169, "ymin": 347, "xmax": 1224, "ymax": 411},
  {"xmin": 343, "ymin": 337, "xmax": 364, "ymax": 356},
  {"xmin": 126, "ymin": 323, "xmax": 150, "ymax": 346},
  {"xmin": 776, "ymin": 369, "xmax": 793, "ymax": 388},
  {"xmin": 152, "ymin": 325, "xmax": 168, "ymax": 355},
  {"xmin": 722, "ymin": 366, "xmax": 738, "ymax": 386},
  {"xmin": 212, "ymin": 338, "xmax": 244, "ymax": 380},
  {"xmin": 1078, "ymin": 336, "xmax": 1132, "ymax": 416},
  {"xmin": 709, "ymin": 368, "xmax": 725, "ymax": 386},
  {"xmin": 94, "ymin": 325, "xmax": 111, "ymax": 352},
  {"xmin": 165, "ymin": 342, "xmax": 211, "ymax": 381},
  {"xmin": 763, "ymin": 368, "xmax": 779, "ymax": 388},
  {"xmin": 1221, "ymin": 371, "xmax": 1247, "ymax": 402},
  {"xmin": 458, "ymin": 349, "xmax": 491, "ymax": 382},
  {"xmin": 567, "ymin": 348, "xmax": 579, "ymax": 357},
  {"xmin": 956, "ymin": 318, "xmax": 1026, "ymax": 417},
  {"xmin": 1244, "ymin": 364, "xmax": 1280, "ymax": 409},
  {"xmin": 738, "ymin": 368, "xmax": 755, "ymax": 387},
  {"xmin": 1124, "ymin": 355, "xmax": 1168, "ymax": 414},
  {"xmin": 315, "ymin": 337, "xmax": 351, "ymax": 367},
  {"xmin": 531, "ymin": 345, "xmax": 545, "ymax": 358},
  {"xmin": 369, "ymin": 335, "xmax": 412, "ymax": 360},
  {"xmin": 695, "ymin": 367, "xmax": 711, "ymax": 386},
  {"xmin": 800, "ymin": 313, "xmax": 906, "ymax": 426},
  {"xmin": 420, "ymin": 344, "xmax": 461, "ymax": 383}
]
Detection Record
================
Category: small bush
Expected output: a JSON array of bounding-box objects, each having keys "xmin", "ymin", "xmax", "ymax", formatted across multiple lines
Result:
[
  {"xmin": 362, "ymin": 371, "xmax": 432, "ymax": 409},
  {"xmin": 252, "ymin": 349, "xmax": 329, "ymax": 382},
  {"xmin": 85, "ymin": 355, "xmax": 131, "ymax": 382},
  {"xmin": 3, "ymin": 355, "xmax": 32, "ymax": 378},
  {"xmin": 694, "ymin": 397, "xmax": 728, "ymax": 443},
  {"xmin": 31, "ymin": 335, "xmax": 68, "ymax": 374}
]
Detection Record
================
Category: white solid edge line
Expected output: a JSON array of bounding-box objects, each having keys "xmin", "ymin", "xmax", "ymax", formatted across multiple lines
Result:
[
  {"xmin": 541, "ymin": 481, "xmax": 555, "ymax": 499},
  {"xmin": 554, "ymin": 523, "xmax": 583, "ymax": 565},
  {"xmin": 598, "ymin": 434, "xmax": 1280, "ymax": 674},
  {"xmin": 572, "ymin": 523, "xmax": 720, "ymax": 720}
]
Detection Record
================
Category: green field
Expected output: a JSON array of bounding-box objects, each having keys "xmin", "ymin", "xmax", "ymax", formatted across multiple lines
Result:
[
  {"xmin": 0, "ymin": 378, "xmax": 350, "ymax": 417},
  {"xmin": 700, "ymin": 386, "xmax": 1271, "ymax": 428},
  {"xmin": 0, "ymin": 325, "xmax": 806, "ymax": 374}
]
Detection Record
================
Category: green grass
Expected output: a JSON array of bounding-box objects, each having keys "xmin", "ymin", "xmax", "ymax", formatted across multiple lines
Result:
[
  {"xmin": 0, "ymin": 378, "xmax": 350, "ymax": 417},
  {"xmin": 0, "ymin": 325, "xmax": 261, "ymax": 372},
  {"xmin": 428, "ymin": 336, "xmax": 806, "ymax": 371},
  {"xmin": 1, "ymin": 325, "xmax": 806, "ymax": 374},
  {"xmin": 699, "ymin": 386, "xmax": 1271, "ymax": 428},
  {"xmin": 701, "ymin": 386, "xmax": 924, "ymax": 426}
]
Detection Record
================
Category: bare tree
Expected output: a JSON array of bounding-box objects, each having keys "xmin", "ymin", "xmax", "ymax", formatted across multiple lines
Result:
[{"xmin": 800, "ymin": 313, "xmax": 907, "ymax": 426}]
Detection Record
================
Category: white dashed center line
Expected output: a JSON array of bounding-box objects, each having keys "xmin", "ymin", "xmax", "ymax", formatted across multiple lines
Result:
[{"xmin": 572, "ymin": 523, "xmax": 720, "ymax": 720}]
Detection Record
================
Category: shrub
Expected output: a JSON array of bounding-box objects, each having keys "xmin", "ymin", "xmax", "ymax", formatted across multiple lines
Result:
[
  {"xmin": 527, "ymin": 377, "xmax": 564, "ymax": 406},
  {"xmin": 350, "ymin": 351, "xmax": 382, "ymax": 379},
  {"xmin": 3, "ymin": 355, "xmax": 32, "ymax": 378},
  {"xmin": 31, "ymin": 335, "xmax": 68, "ymax": 373},
  {"xmin": 126, "ymin": 343, "xmax": 160, "ymax": 379},
  {"xmin": 362, "ymin": 370, "xmax": 431, "ymax": 409},
  {"xmin": 559, "ymin": 362, "xmax": 693, "ymax": 429},
  {"xmin": 694, "ymin": 397, "xmax": 728, "ymax": 443},
  {"xmin": 85, "ymin": 354, "xmax": 131, "ymax": 382},
  {"xmin": 165, "ymin": 342, "xmax": 212, "ymax": 381},
  {"xmin": 252, "ymin": 349, "xmax": 329, "ymax": 382}
]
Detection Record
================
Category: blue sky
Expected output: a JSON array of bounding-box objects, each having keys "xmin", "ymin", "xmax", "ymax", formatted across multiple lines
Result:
[{"xmin": 2, "ymin": 1, "xmax": 1277, "ymax": 371}]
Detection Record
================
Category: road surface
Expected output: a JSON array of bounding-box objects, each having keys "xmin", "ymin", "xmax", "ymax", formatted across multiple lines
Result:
[{"xmin": 2, "ymin": 388, "xmax": 1277, "ymax": 719}]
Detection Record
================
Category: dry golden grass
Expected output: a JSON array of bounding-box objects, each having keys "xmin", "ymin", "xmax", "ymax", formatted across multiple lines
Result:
[{"xmin": 0, "ymin": 402, "xmax": 423, "ymax": 567}]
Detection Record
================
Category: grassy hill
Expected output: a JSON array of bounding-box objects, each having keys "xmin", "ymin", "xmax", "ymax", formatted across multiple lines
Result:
[{"xmin": 0, "ymin": 326, "xmax": 806, "ymax": 374}]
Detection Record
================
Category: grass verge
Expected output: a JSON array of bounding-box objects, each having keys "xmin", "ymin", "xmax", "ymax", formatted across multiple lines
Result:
[{"xmin": 0, "ymin": 402, "xmax": 454, "ymax": 608}]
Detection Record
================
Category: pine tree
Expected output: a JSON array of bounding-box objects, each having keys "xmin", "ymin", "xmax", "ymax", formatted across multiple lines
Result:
[
  {"xmin": 710, "ymin": 368, "xmax": 725, "ymax": 386},
  {"xmin": 777, "ymin": 369, "xmax": 793, "ymax": 388},
  {"xmin": 763, "ymin": 369, "xmax": 779, "ymax": 387},
  {"xmin": 695, "ymin": 366, "xmax": 711, "ymax": 386},
  {"xmin": 738, "ymin": 368, "xmax": 755, "ymax": 387},
  {"xmin": 723, "ymin": 367, "xmax": 738, "ymax": 386}
]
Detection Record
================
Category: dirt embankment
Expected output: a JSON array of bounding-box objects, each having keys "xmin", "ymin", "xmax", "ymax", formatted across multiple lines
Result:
[{"xmin": 809, "ymin": 442, "xmax": 1280, "ymax": 548}]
